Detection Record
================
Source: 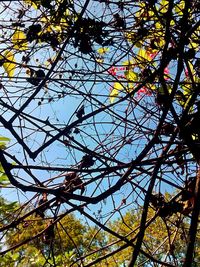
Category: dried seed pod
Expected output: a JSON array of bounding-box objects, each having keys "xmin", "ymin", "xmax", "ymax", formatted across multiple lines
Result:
[
  {"xmin": 160, "ymin": 123, "xmax": 175, "ymax": 136},
  {"xmin": 76, "ymin": 105, "xmax": 85, "ymax": 120},
  {"xmin": 80, "ymin": 154, "xmax": 94, "ymax": 168},
  {"xmin": 64, "ymin": 172, "xmax": 85, "ymax": 194}
]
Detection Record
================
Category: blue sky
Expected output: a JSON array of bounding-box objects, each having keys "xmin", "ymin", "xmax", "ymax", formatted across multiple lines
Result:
[{"xmin": 0, "ymin": 0, "xmax": 198, "ymax": 228}]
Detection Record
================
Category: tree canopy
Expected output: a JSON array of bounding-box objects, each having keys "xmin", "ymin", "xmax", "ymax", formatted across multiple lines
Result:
[{"xmin": 0, "ymin": 0, "xmax": 199, "ymax": 266}]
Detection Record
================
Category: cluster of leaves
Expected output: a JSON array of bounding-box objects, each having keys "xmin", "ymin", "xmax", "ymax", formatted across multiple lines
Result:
[
  {"xmin": 73, "ymin": 18, "xmax": 108, "ymax": 54},
  {"xmin": 108, "ymin": 0, "xmax": 200, "ymax": 105},
  {"xmin": 0, "ymin": 0, "xmax": 76, "ymax": 79}
]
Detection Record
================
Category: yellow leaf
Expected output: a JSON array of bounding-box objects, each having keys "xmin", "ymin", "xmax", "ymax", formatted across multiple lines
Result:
[
  {"xmin": 148, "ymin": 10, "xmax": 155, "ymax": 17},
  {"xmin": 122, "ymin": 60, "xmax": 134, "ymax": 66},
  {"xmin": 189, "ymin": 32, "xmax": 199, "ymax": 51},
  {"xmin": 96, "ymin": 57, "xmax": 104, "ymax": 63},
  {"xmin": 124, "ymin": 70, "xmax": 137, "ymax": 82},
  {"xmin": 125, "ymin": 32, "xmax": 143, "ymax": 47},
  {"xmin": 109, "ymin": 82, "xmax": 123, "ymax": 103},
  {"xmin": 0, "ymin": 142, "xmax": 7, "ymax": 150},
  {"xmin": 184, "ymin": 95, "xmax": 192, "ymax": 109},
  {"xmin": 155, "ymin": 22, "xmax": 163, "ymax": 30},
  {"xmin": 135, "ymin": 2, "xmax": 146, "ymax": 18},
  {"xmin": 0, "ymin": 136, "xmax": 10, "ymax": 141},
  {"xmin": 138, "ymin": 49, "xmax": 152, "ymax": 62},
  {"xmin": 60, "ymin": 17, "xmax": 69, "ymax": 28},
  {"xmin": 170, "ymin": 20, "xmax": 175, "ymax": 26},
  {"xmin": 12, "ymin": 30, "xmax": 28, "ymax": 51},
  {"xmin": 189, "ymin": 40, "xmax": 199, "ymax": 51},
  {"xmin": 23, "ymin": 0, "xmax": 39, "ymax": 9},
  {"xmin": 188, "ymin": 61, "xmax": 195, "ymax": 75},
  {"xmin": 124, "ymin": 71, "xmax": 137, "ymax": 91},
  {"xmin": 135, "ymin": 41, "xmax": 143, "ymax": 48},
  {"xmin": 187, "ymin": 61, "xmax": 198, "ymax": 82},
  {"xmin": 147, "ymin": 83, "xmax": 156, "ymax": 90},
  {"xmin": 0, "ymin": 136, "xmax": 10, "ymax": 149},
  {"xmin": 97, "ymin": 47, "xmax": 109, "ymax": 55},
  {"xmin": 154, "ymin": 37, "xmax": 165, "ymax": 48},
  {"xmin": 2, "ymin": 50, "xmax": 16, "ymax": 79},
  {"xmin": 159, "ymin": 0, "xmax": 169, "ymax": 13},
  {"xmin": 125, "ymin": 32, "xmax": 134, "ymax": 43},
  {"xmin": 174, "ymin": 1, "xmax": 185, "ymax": 15}
]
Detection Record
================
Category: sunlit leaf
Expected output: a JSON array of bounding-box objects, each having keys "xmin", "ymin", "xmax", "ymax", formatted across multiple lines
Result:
[
  {"xmin": 0, "ymin": 136, "xmax": 10, "ymax": 150},
  {"xmin": 159, "ymin": 0, "xmax": 169, "ymax": 13},
  {"xmin": 146, "ymin": 83, "xmax": 156, "ymax": 90},
  {"xmin": 187, "ymin": 61, "xmax": 200, "ymax": 83},
  {"xmin": 97, "ymin": 47, "xmax": 109, "ymax": 55},
  {"xmin": 174, "ymin": 1, "xmax": 185, "ymax": 15},
  {"xmin": 189, "ymin": 40, "xmax": 199, "ymax": 51},
  {"xmin": 109, "ymin": 82, "xmax": 124, "ymax": 103},
  {"xmin": 138, "ymin": 48, "xmax": 152, "ymax": 62},
  {"xmin": 124, "ymin": 70, "xmax": 137, "ymax": 82},
  {"xmin": 0, "ymin": 161, "xmax": 9, "ymax": 185},
  {"xmin": 155, "ymin": 37, "xmax": 165, "ymax": 48},
  {"xmin": 0, "ymin": 136, "xmax": 10, "ymax": 141},
  {"xmin": 0, "ymin": 142, "xmax": 7, "ymax": 150},
  {"xmin": 41, "ymin": 16, "xmax": 63, "ymax": 33},
  {"xmin": 148, "ymin": 10, "xmax": 155, "ymax": 18},
  {"xmin": 124, "ymin": 70, "xmax": 138, "ymax": 91},
  {"xmin": 0, "ymin": 163, "xmax": 4, "ymax": 173},
  {"xmin": 0, "ymin": 174, "xmax": 9, "ymax": 183},
  {"xmin": 96, "ymin": 57, "xmax": 104, "ymax": 63},
  {"xmin": 184, "ymin": 95, "xmax": 192, "ymax": 109},
  {"xmin": 125, "ymin": 32, "xmax": 135, "ymax": 43},
  {"xmin": 122, "ymin": 60, "xmax": 134, "ymax": 66},
  {"xmin": 170, "ymin": 20, "xmax": 175, "ymax": 26},
  {"xmin": 189, "ymin": 32, "xmax": 199, "ymax": 51},
  {"xmin": 155, "ymin": 22, "xmax": 162, "ymax": 30},
  {"xmin": 11, "ymin": 253, "xmax": 20, "ymax": 261},
  {"xmin": 60, "ymin": 17, "xmax": 69, "ymax": 28},
  {"xmin": 23, "ymin": 0, "xmax": 39, "ymax": 9},
  {"xmin": 2, "ymin": 50, "xmax": 16, "ymax": 79},
  {"xmin": 12, "ymin": 30, "xmax": 28, "ymax": 50},
  {"xmin": 135, "ymin": 2, "xmax": 146, "ymax": 18}
]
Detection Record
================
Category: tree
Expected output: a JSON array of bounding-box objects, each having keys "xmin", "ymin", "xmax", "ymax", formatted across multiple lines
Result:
[
  {"xmin": 2, "ymin": 192, "xmax": 199, "ymax": 267},
  {"xmin": 5, "ymin": 212, "xmax": 105, "ymax": 267},
  {"xmin": 0, "ymin": 0, "xmax": 199, "ymax": 266},
  {"xmin": 107, "ymin": 197, "xmax": 200, "ymax": 266}
]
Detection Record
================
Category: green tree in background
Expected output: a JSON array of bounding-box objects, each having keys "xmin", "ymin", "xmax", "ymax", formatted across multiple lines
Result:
[{"xmin": 1, "ymin": 193, "xmax": 199, "ymax": 266}]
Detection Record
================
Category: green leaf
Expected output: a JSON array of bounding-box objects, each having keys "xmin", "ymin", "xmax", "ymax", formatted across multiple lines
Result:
[
  {"xmin": 0, "ymin": 142, "xmax": 7, "ymax": 150},
  {"xmin": 11, "ymin": 252, "xmax": 20, "ymax": 261},
  {"xmin": 0, "ymin": 136, "xmax": 10, "ymax": 141},
  {"xmin": 0, "ymin": 174, "xmax": 9, "ymax": 183},
  {"xmin": 0, "ymin": 136, "xmax": 10, "ymax": 150}
]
